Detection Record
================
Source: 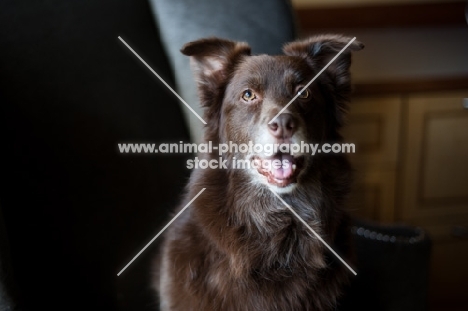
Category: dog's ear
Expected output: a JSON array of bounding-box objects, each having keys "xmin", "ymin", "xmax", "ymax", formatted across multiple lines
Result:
[
  {"xmin": 181, "ymin": 37, "xmax": 251, "ymax": 143},
  {"xmin": 181, "ymin": 37, "xmax": 251, "ymax": 108},
  {"xmin": 283, "ymin": 35, "xmax": 363, "ymax": 92},
  {"xmin": 283, "ymin": 35, "xmax": 363, "ymax": 128}
]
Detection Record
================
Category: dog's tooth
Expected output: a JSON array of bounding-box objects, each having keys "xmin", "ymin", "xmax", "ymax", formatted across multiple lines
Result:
[{"xmin": 292, "ymin": 164, "xmax": 296, "ymax": 171}]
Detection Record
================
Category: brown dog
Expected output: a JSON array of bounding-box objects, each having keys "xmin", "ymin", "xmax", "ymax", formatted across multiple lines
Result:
[{"xmin": 155, "ymin": 35, "xmax": 363, "ymax": 310}]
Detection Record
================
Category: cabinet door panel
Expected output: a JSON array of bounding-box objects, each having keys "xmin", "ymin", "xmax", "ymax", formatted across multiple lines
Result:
[
  {"xmin": 401, "ymin": 92, "xmax": 468, "ymax": 308},
  {"xmin": 344, "ymin": 96, "xmax": 402, "ymax": 167},
  {"xmin": 343, "ymin": 96, "xmax": 401, "ymax": 221},
  {"xmin": 402, "ymin": 92, "xmax": 468, "ymax": 220}
]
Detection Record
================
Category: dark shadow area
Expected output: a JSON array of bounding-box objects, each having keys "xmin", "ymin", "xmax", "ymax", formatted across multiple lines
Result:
[{"xmin": 0, "ymin": 0, "xmax": 190, "ymax": 310}]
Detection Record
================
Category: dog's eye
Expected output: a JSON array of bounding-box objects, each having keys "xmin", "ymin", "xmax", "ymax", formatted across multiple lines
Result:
[
  {"xmin": 297, "ymin": 87, "xmax": 310, "ymax": 99},
  {"xmin": 241, "ymin": 89, "xmax": 257, "ymax": 102}
]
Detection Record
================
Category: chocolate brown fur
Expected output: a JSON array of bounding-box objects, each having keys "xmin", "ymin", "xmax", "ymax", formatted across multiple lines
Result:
[{"xmin": 155, "ymin": 35, "xmax": 363, "ymax": 311}]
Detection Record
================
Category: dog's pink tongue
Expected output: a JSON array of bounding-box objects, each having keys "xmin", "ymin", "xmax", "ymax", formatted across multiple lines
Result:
[{"xmin": 271, "ymin": 154, "xmax": 293, "ymax": 180}]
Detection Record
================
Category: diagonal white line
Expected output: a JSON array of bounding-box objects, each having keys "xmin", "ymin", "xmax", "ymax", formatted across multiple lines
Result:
[
  {"xmin": 268, "ymin": 37, "xmax": 357, "ymax": 125},
  {"xmin": 118, "ymin": 36, "xmax": 207, "ymax": 125},
  {"xmin": 117, "ymin": 187, "xmax": 206, "ymax": 276},
  {"xmin": 271, "ymin": 191, "xmax": 357, "ymax": 276}
]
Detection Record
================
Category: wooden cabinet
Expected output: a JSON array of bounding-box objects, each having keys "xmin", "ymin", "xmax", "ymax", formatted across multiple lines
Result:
[
  {"xmin": 343, "ymin": 91, "xmax": 468, "ymax": 308},
  {"xmin": 342, "ymin": 96, "xmax": 402, "ymax": 222},
  {"xmin": 401, "ymin": 92, "xmax": 468, "ymax": 223},
  {"xmin": 401, "ymin": 92, "xmax": 468, "ymax": 307}
]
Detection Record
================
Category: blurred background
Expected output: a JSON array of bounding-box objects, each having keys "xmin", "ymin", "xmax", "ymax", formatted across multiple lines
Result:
[
  {"xmin": 0, "ymin": 0, "xmax": 467, "ymax": 310},
  {"xmin": 292, "ymin": 1, "xmax": 468, "ymax": 310}
]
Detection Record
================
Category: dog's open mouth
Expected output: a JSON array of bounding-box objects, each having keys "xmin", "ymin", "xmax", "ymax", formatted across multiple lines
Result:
[{"xmin": 252, "ymin": 153, "xmax": 304, "ymax": 188}]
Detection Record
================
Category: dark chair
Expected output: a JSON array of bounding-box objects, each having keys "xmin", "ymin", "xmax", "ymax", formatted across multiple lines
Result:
[
  {"xmin": 341, "ymin": 219, "xmax": 432, "ymax": 311},
  {"xmin": 0, "ymin": 1, "xmax": 190, "ymax": 310}
]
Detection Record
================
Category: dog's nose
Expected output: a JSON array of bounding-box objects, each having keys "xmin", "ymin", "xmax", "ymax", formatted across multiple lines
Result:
[{"xmin": 268, "ymin": 114, "xmax": 296, "ymax": 139}]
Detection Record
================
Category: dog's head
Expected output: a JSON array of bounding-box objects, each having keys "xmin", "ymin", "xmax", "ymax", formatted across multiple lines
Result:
[{"xmin": 182, "ymin": 35, "xmax": 363, "ymax": 193}]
